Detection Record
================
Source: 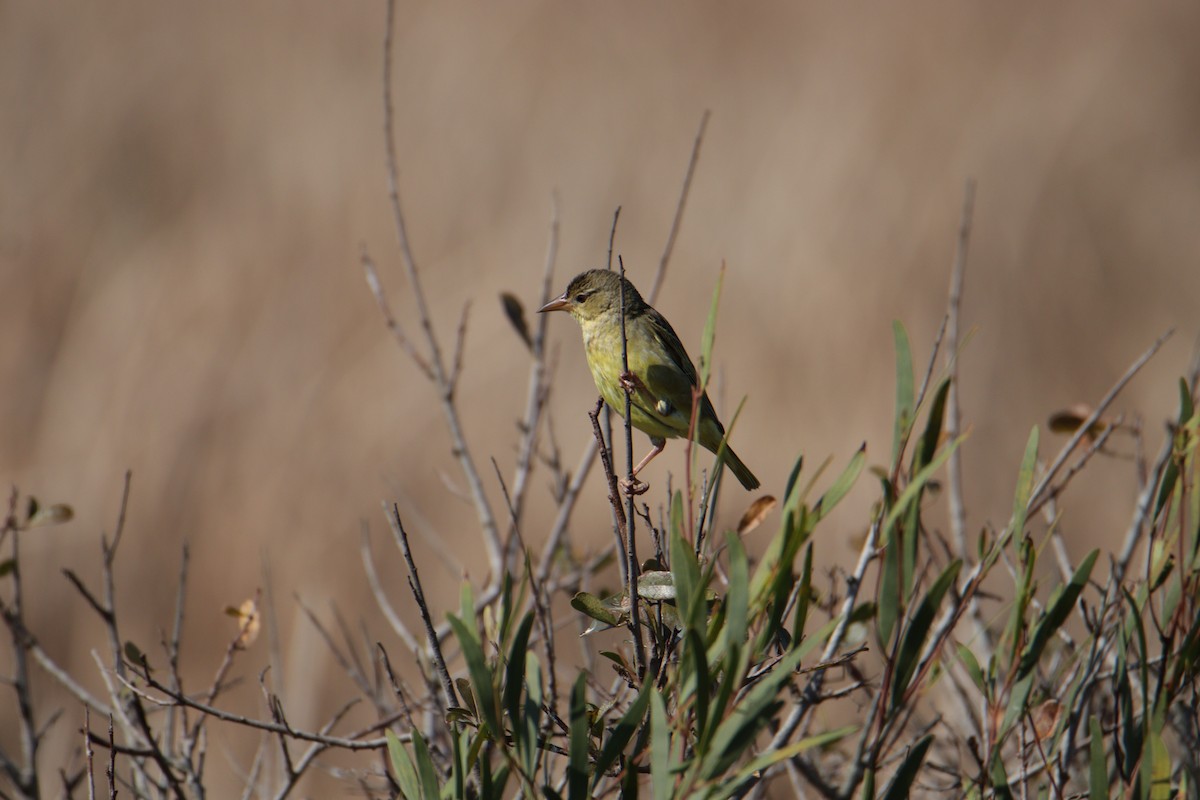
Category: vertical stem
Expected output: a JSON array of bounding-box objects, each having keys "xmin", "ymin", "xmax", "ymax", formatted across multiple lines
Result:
[{"xmin": 618, "ymin": 258, "xmax": 646, "ymax": 679}]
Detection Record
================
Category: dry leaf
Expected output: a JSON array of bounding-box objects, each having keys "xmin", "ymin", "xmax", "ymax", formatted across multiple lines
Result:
[
  {"xmin": 1029, "ymin": 699, "xmax": 1062, "ymax": 741},
  {"xmin": 1048, "ymin": 403, "xmax": 1118, "ymax": 440},
  {"xmin": 736, "ymin": 495, "xmax": 777, "ymax": 536},
  {"xmin": 225, "ymin": 593, "xmax": 261, "ymax": 649},
  {"xmin": 500, "ymin": 292, "xmax": 532, "ymax": 350}
]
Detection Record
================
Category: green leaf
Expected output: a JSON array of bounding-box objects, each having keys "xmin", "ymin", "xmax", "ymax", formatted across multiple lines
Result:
[
  {"xmin": 567, "ymin": 674, "xmax": 590, "ymax": 800},
  {"xmin": 520, "ymin": 652, "xmax": 543, "ymax": 783},
  {"xmin": 1089, "ymin": 715, "xmax": 1109, "ymax": 799},
  {"xmin": 725, "ymin": 531, "xmax": 749, "ymax": 649},
  {"xmin": 650, "ymin": 689, "xmax": 672, "ymax": 800},
  {"xmin": 892, "ymin": 321, "xmax": 915, "ymax": 465},
  {"xmin": 956, "ymin": 644, "xmax": 985, "ymax": 692},
  {"xmin": 591, "ymin": 685, "xmax": 652, "ymax": 791},
  {"xmin": 880, "ymin": 734, "xmax": 933, "ymax": 800},
  {"xmin": 671, "ymin": 506, "xmax": 702, "ymax": 630},
  {"xmin": 881, "ymin": 433, "xmax": 965, "ymax": 544},
  {"xmin": 813, "ymin": 444, "xmax": 865, "ymax": 523},
  {"xmin": 447, "ymin": 615, "xmax": 501, "ymax": 738},
  {"xmin": 1017, "ymin": 549, "xmax": 1099, "ymax": 678},
  {"xmin": 410, "ymin": 729, "xmax": 441, "ymax": 800},
  {"xmin": 890, "ymin": 560, "xmax": 962, "ymax": 711},
  {"xmin": 1006, "ymin": 427, "xmax": 1039, "ymax": 547},
  {"xmin": 503, "ymin": 612, "xmax": 536, "ymax": 722},
  {"xmin": 685, "ymin": 628, "xmax": 711, "ymax": 741},
  {"xmin": 571, "ymin": 591, "xmax": 624, "ymax": 629},
  {"xmin": 698, "ymin": 265, "xmax": 726, "ymax": 388},
  {"xmin": 708, "ymin": 726, "xmax": 858, "ymax": 800},
  {"xmin": 913, "ymin": 379, "xmax": 951, "ymax": 473},
  {"xmin": 1179, "ymin": 376, "xmax": 1195, "ymax": 426},
  {"xmin": 790, "ymin": 544, "xmax": 814, "ymax": 645},
  {"xmin": 387, "ymin": 729, "xmax": 421, "ymax": 800},
  {"xmin": 699, "ymin": 645, "xmax": 804, "ymax": 781}
]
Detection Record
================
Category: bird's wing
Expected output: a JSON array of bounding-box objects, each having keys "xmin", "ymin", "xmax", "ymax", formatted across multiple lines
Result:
[
  {"xmin": 640, "ymin": 309, "xmax": 703, "ymax": 419},
  {"xmin": 643, "ymin": 308, "xmax": 726, "ymax": 438}
]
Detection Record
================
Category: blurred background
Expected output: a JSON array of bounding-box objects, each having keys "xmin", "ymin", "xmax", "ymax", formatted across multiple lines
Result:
[{"xmin": 3, "ymin": 1, "xmax": 1199, "ymax": 793}]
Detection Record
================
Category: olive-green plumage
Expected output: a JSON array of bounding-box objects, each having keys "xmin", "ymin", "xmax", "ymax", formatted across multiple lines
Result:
[{"xmin": 539, "ymin": 269, "xmax": 759, "ymax": 491}]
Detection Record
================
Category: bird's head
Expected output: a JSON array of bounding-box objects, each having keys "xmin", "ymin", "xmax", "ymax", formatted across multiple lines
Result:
[{"xmin": 538, "ymin": 269, "xmax": 645, "ymax": 323}]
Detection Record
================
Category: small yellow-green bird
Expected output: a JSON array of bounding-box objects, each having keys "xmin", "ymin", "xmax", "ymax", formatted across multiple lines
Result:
[{"xmin": 539, "ymin": 269, "xmax": 760, "ymax": 491}]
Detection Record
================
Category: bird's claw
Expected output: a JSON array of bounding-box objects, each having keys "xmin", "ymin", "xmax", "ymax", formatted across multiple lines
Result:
[
  {"xmin": 618, "ymin": 371, "xmax": 646, "ymax": 395},
  {"xmin": 620, "ymin": 477, "xmax": 649, "ymax": 496}
]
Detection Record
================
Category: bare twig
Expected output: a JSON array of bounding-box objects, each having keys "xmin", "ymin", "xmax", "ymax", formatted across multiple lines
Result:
[
  {"xmin": 1028, "ymin": 329, "xmax": 1173, "ymax": 514},
  {"xmin": 618, "ymin": 255, "xmax": 646, "ymax": 680},
  {"xmin": 375, "ymin": 0, "xmax": 502, "ymax": 580},
  {"xmin": 945, "ymin": 178, "xmax": 976, "ymax": 559},
  {"xmin": 651, "ymin": 110, "xmax": 710, "ymax": 303},
  {"xmin": 386, "ymin": 504, "xmax": 457, "ymax": 710},
  {"xmin": 360, "ymin": 523, "xmax": 420, "ymax": 653}
]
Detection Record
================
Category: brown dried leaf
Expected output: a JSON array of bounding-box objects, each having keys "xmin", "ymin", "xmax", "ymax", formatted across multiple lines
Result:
[
  {"xmin": 27, "ymin": 503, "xmax": 74, "ymax": 529},
  {"xmin": 736, "ymin": 495, "xmax": 777, "ymax": 536},
  {"xmin": 500, "ymin": 292, "xmax": 532, "ymax": 350},
  {"xmin": 1047, "ymin": 403, "xmax": 1118, "ymax": 440},
  {"xmin": 1030, "ymin": 699, "xmax": 1062, "ymax": 741},
  {"xmin": 227, "ymin": 594, "xmax": 261, "ymax": 649}
]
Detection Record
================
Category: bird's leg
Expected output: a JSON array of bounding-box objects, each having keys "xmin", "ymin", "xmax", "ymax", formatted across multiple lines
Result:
[{"xmin": 620, "ymin": 439, "xmax": 665, "ymax": 496}]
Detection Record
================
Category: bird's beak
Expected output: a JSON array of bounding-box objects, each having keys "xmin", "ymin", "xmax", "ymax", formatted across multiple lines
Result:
[{"xmin": 538, "ymin": 293, "xmax": 570, "ymax": 313}]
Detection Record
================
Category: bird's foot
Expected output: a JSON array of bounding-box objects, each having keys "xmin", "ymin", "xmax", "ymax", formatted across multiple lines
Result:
[
  {"xmin": 620, "ymin": 477, "xmax": 649, "ymax": 496},
  {"xmin": 618, "ymin": 371, "xmax": 646, "ymax": 395}
]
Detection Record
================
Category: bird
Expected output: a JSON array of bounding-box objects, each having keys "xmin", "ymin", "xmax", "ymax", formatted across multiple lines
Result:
[{"xmin": 538, "ymin": 269, "xmax": 760, "ymax": 492}]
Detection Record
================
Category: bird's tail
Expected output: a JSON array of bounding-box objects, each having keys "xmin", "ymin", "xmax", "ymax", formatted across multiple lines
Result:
[{"xmin": 719, "ymin": 446, "xmax": 760, "ymax": 491}]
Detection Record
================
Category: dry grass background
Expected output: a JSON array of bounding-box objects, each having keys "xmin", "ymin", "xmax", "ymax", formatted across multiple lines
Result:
[{"xmin": 3, "ymin": 1, "xmax": 1200, "ymax": 794}]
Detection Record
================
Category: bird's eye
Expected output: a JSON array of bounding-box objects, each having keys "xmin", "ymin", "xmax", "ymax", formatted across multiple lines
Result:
[{"xmin": 574, "ymin": 293, "xmax": 588, "ymax": 303}]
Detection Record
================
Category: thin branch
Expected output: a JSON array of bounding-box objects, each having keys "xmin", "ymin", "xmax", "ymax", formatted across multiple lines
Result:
[
  {"xmin": 360, "ymin": 523, "xmax": 420, "ymax": 653},
  {"xmin": 945, "ymin": 178, "xmax": 976, "ymax": 559},
  {"xmin": 376, "ymin": 0, "xmax": 502, "ymax": 580},
  {"xmin": 386, "ymin": 504, "xmax": 457, "ymax": 710},
  {"xmin": 1028, "ymin": 329, "xmax": 1173, "ymax": 513},
  {"xmin": 651, "ymin": 110, "xmax": 710, "ymax": 303}
]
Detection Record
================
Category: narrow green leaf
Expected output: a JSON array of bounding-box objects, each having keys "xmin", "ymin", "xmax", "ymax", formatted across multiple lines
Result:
[
  {"xmin": 782, "ymin": 455, "xmax": 805, "ymax": 516},
  {"xmin": 813, "ymin": 444, "xmax": 865, "ymax": 523},
  {"xmin": 448, "ymin": 614, "xmax": 501, "ymax": 738},
  {"xmin": 387, "ymin": 729, "xmax": 421, "ymax": 800},
  {"xmin": 725, "ymin": 531, "xmax": 749, "ymax": 649},
  {"xmin": 708, "ymin": 726, "xmax": 858, "ymax": 800},
  {"xmin": 503, "ymin": 612, "xmax": 536, "ymax": 723},
  {"xmin": 878, "ymin": 520, "xmax": 901, "ymax": 647},
  {"xmin": 913, "ymin": 379, "xmax": 951, "ymax": 473},
  {"xmin": 591, "ymin": 685, "xmax": 652, "ymax": 791},
  {"xmin": 956, "ymin": 644, "xmax": 985, "ymax": 692},
  {"xmin": 685, "ymin": 628, "xmax": 711, "ymax": 741},
  {"xmin": 881, "ymin": 434, "xmax": 965, "ymax": 542},
  {"xmin": 699, "ymin": 645, "xmax": 804, "ymax": 780},
  {"xmin": 1089, "ymin": 715, "xmax": 1109, "ymax": 799},
  {"xmin": 1017, "ymin": 549, "xmax": 1099, "ymax": 678},
  {"xmin": 890, "ymin": 560, "xmax": 962, "ymax": 711},
  {"xmin": 1007, "ymin": 427, "xmax": 1039, "ymax": 545},
  {"xmin": 880, "ymin": 734, "xmax": 933, "ymax": 800},
  {"xmin": 791, "ymin": 544, "xmax": 814, "ymax": 645},
  {"xmin": 567, "ymin": 674, "xmax": 590, "ymax": 800},
  {"xmin": 698, "ymin": 265, "xmax": 726, "ymax": 387},
  {"xmin": 671, "ymin": 505, "xmax": 702, "ymax": 629},
  {"xmin": 521, "ymin": 652, "xmax": 543, "ymax": 782},
  {"xmin": 1179, "ymin": 376, "xmax": 1195, "ymax": 426},
  {"xmin": 410, "ymin": 729, "xmax": 441, "ymax": 800},
  {"xmin": 892, "ymin": 321, "xmax": 915, "ymax": 465},
  {"xmin": 650, "ymin": 689, "xmax": 672, "ymax": 800}
]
